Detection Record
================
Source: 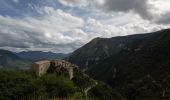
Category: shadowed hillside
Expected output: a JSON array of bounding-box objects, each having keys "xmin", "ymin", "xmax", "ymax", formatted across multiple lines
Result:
[{"xmin": 69, "ymin": 29, "xmax": 170, "ymax": 100}]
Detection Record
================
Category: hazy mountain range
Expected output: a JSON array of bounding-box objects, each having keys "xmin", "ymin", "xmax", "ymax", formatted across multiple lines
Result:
[
  {"xmin": 0, "ymin": 50, "xmax": 70, "ymax": 69},
  {"xmin": 0, "ymin": 49, "xmax": 31, "ymax": 69},
  {"xmin": 16, "ymin": 51, "xmax": 70, "ymax": 61}
]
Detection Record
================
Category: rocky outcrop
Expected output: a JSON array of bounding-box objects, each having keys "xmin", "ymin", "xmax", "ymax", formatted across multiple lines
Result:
[{"xmin": 32, "ymin": 59, "xmax": 78, "ymax": 79}]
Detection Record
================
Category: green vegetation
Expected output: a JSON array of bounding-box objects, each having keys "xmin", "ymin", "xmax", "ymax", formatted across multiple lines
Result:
[
  {"xmin": 0, "ymin": 69, "xmax": 122, "ymax": 100},
  {"xmin": 47, "ymin": 62, "xmax": 69, "ymax": 77},
  {"xmin": 72, "ymin": 69, "xmax": 95, "ymax": 91},
  {"xmin": 42, "ymin": 74, "xmax": 75, "ymax": 98},
  {"xmin": 0, "ymin": 70, "xmax": 79, "ymax": 100},
  {"xmin": 88, "ymin": 81, "xmax": 126, "ymax": 100},
  {"xmin": 0, "ymin": 70, "xmax": 36, "ymax": 100}
]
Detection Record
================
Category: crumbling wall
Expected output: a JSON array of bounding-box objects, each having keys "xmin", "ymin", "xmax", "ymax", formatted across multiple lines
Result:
[
  {"xmin": 33, "ymin": 59, "xmax": 78, "ymax": 79},
  {"xmin": 51, "ymin": 60, "xmax": 78, "ymax": 79}
]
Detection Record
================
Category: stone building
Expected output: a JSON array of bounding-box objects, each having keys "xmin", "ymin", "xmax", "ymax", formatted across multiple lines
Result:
[
  {"xmin": 32, "ymin": 59, "xmax": 78, "ymax": 79},
  {"xmin": 32, "ymin": 60, "xmax": 51, "ymax": 76}
]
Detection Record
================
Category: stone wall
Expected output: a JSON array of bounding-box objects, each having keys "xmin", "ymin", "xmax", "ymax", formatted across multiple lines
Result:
[
  {"xmin": 51, "ymin": 59, "xmax": 78, "ymax": 79},
  {"xmin": 33, "ymin": 60, "xmax": 50, "ymax": 76},
  {"xmin": 33, "ymin": 59, "xmax": 78, "ymax": 79}
]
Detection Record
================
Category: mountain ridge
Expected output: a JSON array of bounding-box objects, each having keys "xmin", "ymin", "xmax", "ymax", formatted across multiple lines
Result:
[
  {"xmin": 68, "ymin": 29, "xmax": 163, "ymax": 69},
  {"xmin": 16, "ymin": 51, "xmax": 70, "ymax": 61},
  {"xmin": 0, "ymin": 49, "xmax": 31, "ymax": 69},
  {"xmin": 68, "ymin": 29, "xmax": 170, "ymax": 100}
]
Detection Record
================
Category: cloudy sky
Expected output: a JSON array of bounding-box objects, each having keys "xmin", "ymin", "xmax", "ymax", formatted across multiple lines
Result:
[{"xmin": 0, "ymin": 0, "xmax": 170, "ymax": 53}]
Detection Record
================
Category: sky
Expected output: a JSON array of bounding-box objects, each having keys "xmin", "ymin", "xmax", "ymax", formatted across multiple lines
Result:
[{"xmin": 0, "ymin": 0, "xmax": 170, "ymax": 53}]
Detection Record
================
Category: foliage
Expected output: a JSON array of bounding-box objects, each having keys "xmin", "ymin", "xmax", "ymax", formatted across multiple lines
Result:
[
  {"xmin": 88, "ymin": 81, "xmax": 125, "ymax": 100},
  {"xmin": 0, "ymin": 70, "xmax": 37, "ymax": 100},
  {"xmin": 0, "ymin": 69, "xmax": 119, "ymax": 100},
  {"xmin": 72, "ymin": 73, "xmax": 95, "ymax": 91},
  {"xmin": 0, "ymin": 70, "xmax": 76, "ymax": 100},
  {"xmin": 47, "ymin": 62, "xmax": 69, "ymax": 77},
  {"xmin": 42, "ymin": 74, "xmax": 75, "ymax": 98}
]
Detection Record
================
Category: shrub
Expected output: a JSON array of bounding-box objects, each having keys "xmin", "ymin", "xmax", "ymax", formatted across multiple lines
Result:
[{"xmin": 42, "ymin": 74, "xmax": 75, "ymax": 98}]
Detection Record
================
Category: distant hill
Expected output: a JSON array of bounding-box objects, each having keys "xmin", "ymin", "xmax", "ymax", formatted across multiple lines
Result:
[
  {"xmin": 16, "ymin": 51, "xmax": 70, "ymax": 61},
  {"xmin": 0, "ymin": 49, "xmax": 31, "ymax": 69},
  {"xmin": 68, "ymin": 29, "xmax": 170, "ymax": 99},
  {"xmin": 0, "ymin": 50, "xmax": 70, "ymax": 69}
]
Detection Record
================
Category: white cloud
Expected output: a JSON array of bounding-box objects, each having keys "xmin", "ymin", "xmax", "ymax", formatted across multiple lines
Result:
[
  {"xmin": 58, "ymin": 0, "xmax": 89, "ymax": 7},
  {"xmin": 148, "ymin": 0, "xmax": 170, "ymax": 15},
  {"xmin": 84, "ymin": 15, "xmax": 170, "ymax": 38},
  {"xmin": 0, "ymin": 0, "xmax": 170, "ymax": 53},
  {"xmin": 0, "ymin": 5, "xmax": 169, "ymax": 53},
  {"xmin": 59, "ymin": 0, "xmax": 170, "ymax": 24},
  {"xmin": 0, "ymin": 7, "xmax": 85, "ymax": 53},
  {"xmin": 59, "ymin": 0, "xmax": 153, "ymax": 20},
  {"xmin": 148, "ymin": 0, "xmax": 170, "ymax": 24}
]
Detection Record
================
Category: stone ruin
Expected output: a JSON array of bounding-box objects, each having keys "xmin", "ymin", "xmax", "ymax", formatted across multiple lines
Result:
[{"xmin": 32, "ymin": 59, "xmax": 78, "ymax": 79}]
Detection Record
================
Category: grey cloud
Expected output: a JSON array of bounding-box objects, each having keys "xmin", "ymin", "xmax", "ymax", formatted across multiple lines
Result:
[
  {"xmin": 59, "ymin": 0, "xmax": 153, "ymax": 20},
  {"xmin": 102, "ymin": 0, "xmax": 152, "ymax": 19},
  {"xmin": 156, "ymin": 13, "xmax": 170, "ymax": 24}
]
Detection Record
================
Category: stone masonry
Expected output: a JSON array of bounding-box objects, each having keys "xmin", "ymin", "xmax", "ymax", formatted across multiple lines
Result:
[
  {"xmin": 32, "ymin": 60, "xmax": 51, "ymax": 76},
  {"xmin": 32, "ymin": 59, "xmax": 78, "ymax": 79}
]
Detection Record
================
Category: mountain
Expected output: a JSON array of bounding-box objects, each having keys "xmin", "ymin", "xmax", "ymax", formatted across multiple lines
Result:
[
  {"xmin": 69, "ymin": 29, "xmax": 170, "ymax": 100},
  {"xmin": 16, "ymin": 51, "xmax": 70, "ymax": 61},
  {"xmin": 68, "ymin": 30, "xmax": 155, "ymax": 69},
  {"xmin": 0, "ymin": 49, "xmax": 31, "ymax": 69},
  {"xmin": 0, "ymin": 50, "xmax": 70, "ymax": 69}
]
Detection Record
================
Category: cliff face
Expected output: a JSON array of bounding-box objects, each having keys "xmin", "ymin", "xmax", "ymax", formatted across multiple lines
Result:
[{"xmin": 33, "ymin": 59, "xmax": 78, "ymax": 79}]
